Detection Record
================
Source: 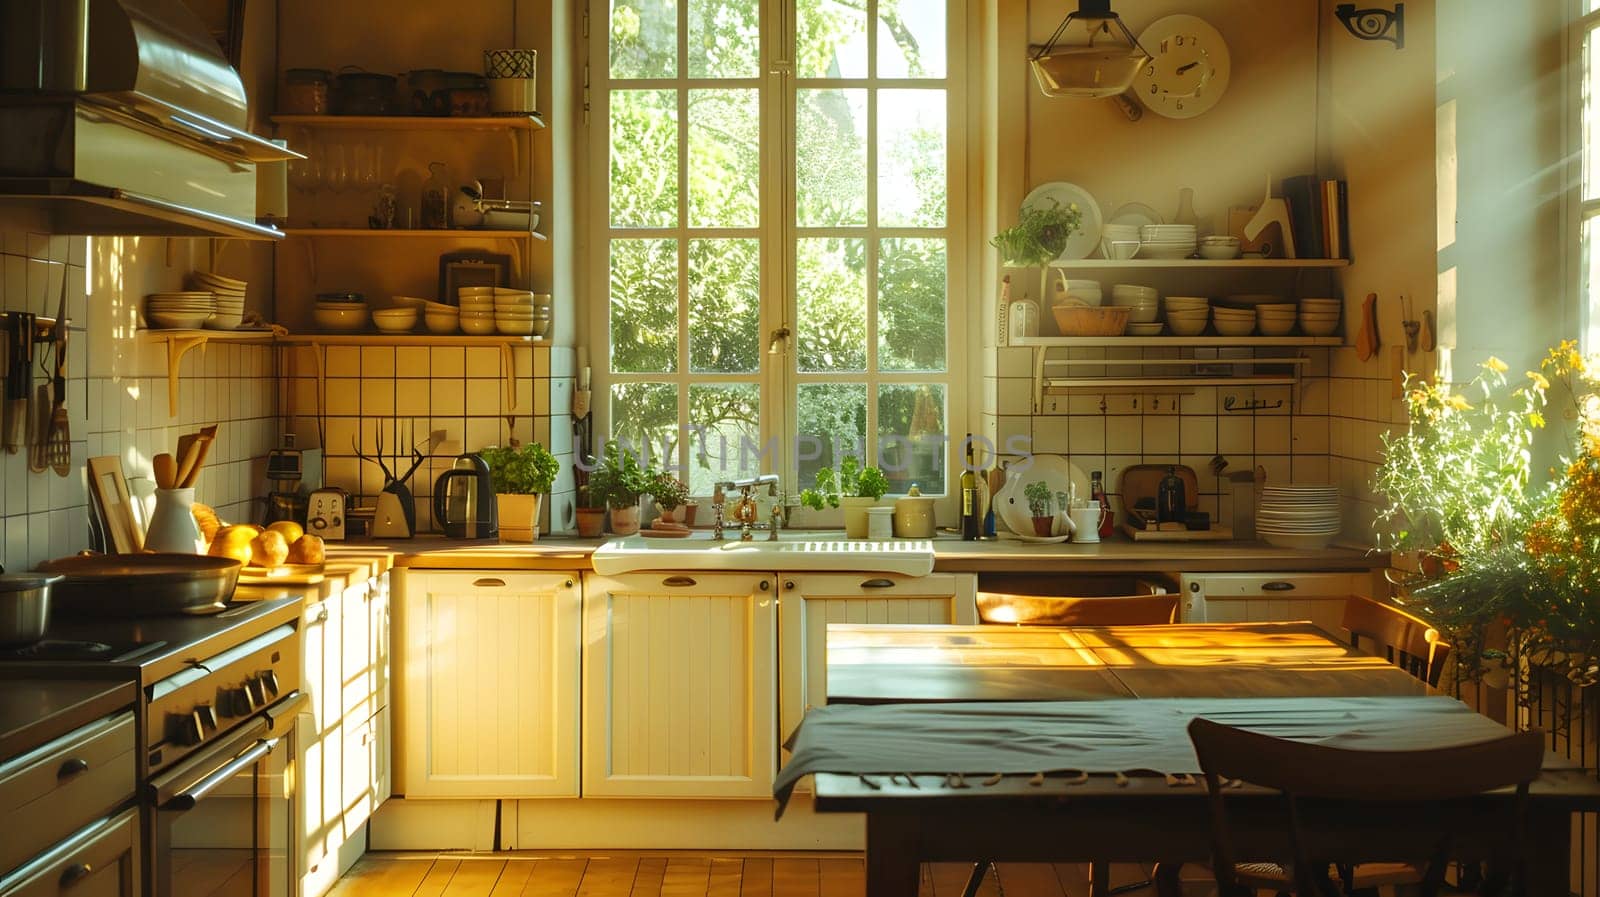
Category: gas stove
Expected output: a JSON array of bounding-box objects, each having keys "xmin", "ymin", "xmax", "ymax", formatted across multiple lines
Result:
[{"xmin": 0, "ymin": 594, "xmax": 305, "ymax": 775}]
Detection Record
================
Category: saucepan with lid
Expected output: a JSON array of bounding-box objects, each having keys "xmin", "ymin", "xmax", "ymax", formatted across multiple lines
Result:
[{"xmin": 0, "ymin": 573, "xmax": 62, "ymax": 646}]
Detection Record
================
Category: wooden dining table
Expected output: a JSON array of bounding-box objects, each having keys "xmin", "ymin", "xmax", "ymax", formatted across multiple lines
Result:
[{"xmin": 790, "ymin": 622, "xmax": 1600, "ymax": 896}]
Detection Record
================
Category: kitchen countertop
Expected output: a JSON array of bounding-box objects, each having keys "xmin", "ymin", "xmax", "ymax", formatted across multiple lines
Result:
[
  {"xmin": 319, "ymin": 533, "xmax": 1387, "ymax": 574},
  {"xmin": 0, "ymin": 677, "xmax": 137, "ymax": 760}
]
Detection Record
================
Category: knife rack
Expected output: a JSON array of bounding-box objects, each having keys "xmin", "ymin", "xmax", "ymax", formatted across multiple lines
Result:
[{"xmin": 0, "ymin": 313, "xmax": 63, "ymax": 343}]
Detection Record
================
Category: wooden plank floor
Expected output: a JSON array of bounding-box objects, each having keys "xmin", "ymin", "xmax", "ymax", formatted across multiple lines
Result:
[{"xmin": 328, "ymin": 854, "xmax": 1195, "ymax": 897}]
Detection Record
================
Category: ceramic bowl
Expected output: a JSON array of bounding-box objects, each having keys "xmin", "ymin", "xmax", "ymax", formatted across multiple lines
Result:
[
  {"xmin": 1198, "ymin": 244, "xmax": 1242, "ymax": 260},
  {"xmin": 1126, "ymin": 323, "xmax": 1165, "ymax": 337},
  {"xmin": 372, "ymin": 308, "xmax": 419, "ymax": 333},
  {"xmin": 460, "ymin": 315, "xmax": 498, "ymax": 335},
  {"xmin": 496, "ymin": 317, "xmax": 536, "ymax": 335},
  {"xmin": 1167, "ymin": 316, "xmax": 1209, "ymax": 337},
  {"xmin": 1213, "ymin": 318, "xmax": 1256, "ymax": 337},
  {"xmin": 425, "ymin": 312, "xmax": 459, "ymax": 334},
  {"xmin": 313, "ymin": 305, "xmax": 368, "ymax": 331}
]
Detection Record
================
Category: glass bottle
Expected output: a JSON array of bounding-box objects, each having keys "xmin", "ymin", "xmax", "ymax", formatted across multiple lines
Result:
[
  {"xmin": 960, "ymin": 435, "xmax": 979, "ymax": 541},
  {"xmin": 420, "ymin": 161, "xmax": 449, "ymax": 229},
  {"xmin": 1157, "ymin": 465, "xmax": 1187, "ymax": 523},
  {"xmin": 1091, "ymin": 470, "xmax": 1114, "ymax": 538}
]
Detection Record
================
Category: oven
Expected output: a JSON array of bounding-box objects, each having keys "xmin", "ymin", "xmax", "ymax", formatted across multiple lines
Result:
[{"xmin": 147, "ymin": 692, "xmax": 302, "ymax": 897}]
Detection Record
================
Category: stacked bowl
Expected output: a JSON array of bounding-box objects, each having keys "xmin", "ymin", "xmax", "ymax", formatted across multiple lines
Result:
[
  {"xmin": 1211, "ymin": 304, "xmax": 1257, "ymax": 337},
  {"xmin": 1257, "ymin": 303, "xmax": 1299, "ymax": 337},
  {"xmin": 372, "ymin": 307, "xmax": 419, "ymax": 333},
  {"xmin": 1198, "ymin": 235, "xmax": 1241, "ymax": 260},
  {"xmin": 424, "ymin": 301, "xmax": 460, "ymax": 334},
  {"xmin": 1299, "ymin": 298, "xmax": 1341, "ymax": 336},
  {"xmin": 492, "ymin": 288, "xmax": 553, "ymax": 336},
  {"xmin": 1256, "ymin": 484, "xmax": 1341, "ymax": 550},
  {"xmin": 1100, "ymin": 223, "xmax": 1141, "ymax": 260},
  {"xmin": 457, "ymin": 287, "xmax": 499, "ymax": 335},
  {"xmin": 145, "ymin": 292, "xmax": 216, "ymax": 330},
  {"xmin": 1110, "ymin": 284, "xmax": 1160, "ymax": 323},
  {"xmin": 1164, "ymin": 295, "xmax": 1210, "ymax": 336},
  {"xmin": 190, "ymin": 272, "xmax": 246, "ymax": 330},
  {"xmin": 1139, "ymin": 224, "xmax": 1197, "ymax": 259},
  {"xmin": 313, "ymin": 292, "xmax": 368, "ymax": 332}
]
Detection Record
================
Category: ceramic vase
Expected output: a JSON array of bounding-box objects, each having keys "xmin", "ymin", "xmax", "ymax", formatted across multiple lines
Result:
[
  {"xmin": 841, "ymin": 496, "xmax": 879, "ymax": 539},
  {"xmin": 496, "ymin": 493, "xmax": 542, "ymax": 543},
  {"xmin": 1031, "ymin": 516, "xmax": 1054, "ymax": 537},
  {"xmin": 147, "ymin": 487, "xmax": 203, "ymax": 553},
  {"xmin": 610, "ymin": 502, "xmax": 641, "ymax": 535}
]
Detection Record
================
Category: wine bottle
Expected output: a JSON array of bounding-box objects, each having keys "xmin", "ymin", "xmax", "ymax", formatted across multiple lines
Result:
[
  {"xmin": 1091, "ymin": 470, "xmax": 1114, "ymax": 538},
  {"xmin": 960, "ymin": 435, "xmax": 980, "ymax": 541}
]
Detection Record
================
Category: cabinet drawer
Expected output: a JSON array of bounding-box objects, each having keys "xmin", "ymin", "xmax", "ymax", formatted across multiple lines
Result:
[
  {"xmin": 0, "ymin": 714, "xmax": 136, "ymax": 878},
  {"xmin": 0, "ymin": 807, "xmax": 138, "ymax": 897}
]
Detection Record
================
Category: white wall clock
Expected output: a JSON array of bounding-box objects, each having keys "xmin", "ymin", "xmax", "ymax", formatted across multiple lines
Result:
[{"xmin": 1133, "ymin": 15, "xmax": 1231, "ymax": 120}]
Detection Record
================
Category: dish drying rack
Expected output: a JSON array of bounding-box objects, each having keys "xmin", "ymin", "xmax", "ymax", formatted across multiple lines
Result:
[{"xmin": 1012, "ymin": 335, "xmax": 1341, "ymax": 413}]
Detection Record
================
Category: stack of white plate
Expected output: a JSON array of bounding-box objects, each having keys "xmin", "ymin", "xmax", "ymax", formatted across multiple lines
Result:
[
  {"xmin": 492, "ymin": 288, "xmax": 553, "ymax": 336},
  {"xmin": 1164, "ymin": 296, "xmax": 1210, "ymax": 336},
  {"xmin": 1299, "ymin": 298, "xmax": 1341, "ymax": 336},
  {"xmin": 1257, "ymin": 303, "xmax": 1299, "ymax": 337},
  {"xmin": 146, "ymin": 292, "xmax": 216, "ymax": 329},
  {"xmin": 1211, "ymin": 305, "xmax": 1257, "ymax": 337},
  {"xmin": 1256, "ymin": 484, "xmax": 1341, "ymax": 550},
  {"xmin": 457, "ymin": 286, "xmax": 498, "ymax": 335},
  {"xmin": 1058, "ymin": 278, "xmax": 1103, "ymax": 307},
  {"xmin": 1139, "ymin": 224, "xmax": 1198, "ymax": 259},
  {"xmin": 190, "ymin": 272, "xmax": 246, "ymax": 330},
  {"xmin": 1198, "ymin": 235, "xmax": 1241, "ymax": 260},
  {"xmin": 1100, "ymin": 223, "xmax": 1142, "ymax": 259},
  {"xmin": 1110, "ymin": 284, "xmax": 1160, "ymax": 323}
]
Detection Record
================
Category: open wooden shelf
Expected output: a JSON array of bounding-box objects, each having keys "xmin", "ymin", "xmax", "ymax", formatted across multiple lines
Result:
[
  {"xmin": 1040, "ymin": 258, "xmax": 1350, "ymax": 270},
  {"xmin": 272, "ymin": 113, "xmax": 546, "ymax": 131},
  {"xmin": 138, "ymin": 328, "xmax": 277, "ymax": 342},
  {"xmin": 283, "ymin": 228, "xmax": 546, "ymax": 240},
  {"xmin": 1043, "ymin": 375, "xmax": 1300, "ymax": 391},
  {"xmin": 1012, "ymin": 335, "xmax": 1342, "ymax": 348},
  {"xmin": 276, "ymin": 333, "xmax": 548, "ymax": 347}
]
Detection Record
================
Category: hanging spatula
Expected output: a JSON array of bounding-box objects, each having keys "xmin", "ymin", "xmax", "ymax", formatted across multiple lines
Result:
[
  {"xmin": 44, "ymin": 270, "xmax": 71, "ymax": 476},
  {"xmin": 3, "ymin": 315, "xmax": 25, "ymax": 454}
]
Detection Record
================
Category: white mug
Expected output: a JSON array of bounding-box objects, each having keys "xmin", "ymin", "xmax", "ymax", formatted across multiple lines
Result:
[{"xmin": 1070, "ymin": 504, "xmax": 1107, "ymax": 542}]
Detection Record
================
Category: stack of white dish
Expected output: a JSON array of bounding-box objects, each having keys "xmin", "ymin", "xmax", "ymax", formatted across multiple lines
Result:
[
  {"xmin": 1164, "ymin": 296, "xmax": 1210, "ymax": 336},
  {"xmin": 1256, "ymin": 484, "xmax": 1341, "ymax": 550},
  {"xmin": 145, "ymin": 292, "xmax": 216, "ymax": 330},
  {"xmin": 458, "ymin": 286, "xmax": 500, "ymax": 335},
  {"xmin": 1139, "ymin": 224, "xmax": 1197, "ymax": 259},
  {"xmin": 1211, "ymin": 305, "xmax": 1257, "ymax": 337},
  {"xmin": 1057, "ymin": 278, "xmax": 1103, "ymax": 307},
  {"xmin": 1257, "ymin": 303, "xmax": 1299, "ymax": 337},
  {"xmin": 190, "ymin": 272, "xmax": 246, "ymax": 330},
  {"xmin": 492, "ymin": 288, "xmax": 553, "ymax": 336},
  {"xmin": 1100, "ymin": 223, "xmax": 1141, "ymax": 260},
  {"xmin": 1299, "ymin": 298, "xmax": 1341, "ymax": 336},
  {"xmin": 425, "ymin": 303, "xmax": 460, "ymax": 334},
  {"xmin": 1127, "ymin": 322, "xmax": 1165, "ymax": 337},
  {"xmin": 1198, "ymin": 235, "xmax": 1242, "ymax": 260},
  {"xmin": 371, "ymin": 307, "xmax": 418, "ymax": 333},
  {"xmin": 1110, "ymin": 284, "xmax": 1160, "ymax": 323}
]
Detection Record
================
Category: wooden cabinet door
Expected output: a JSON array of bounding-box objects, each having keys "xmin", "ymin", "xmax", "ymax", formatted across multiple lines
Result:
[
  {"xmin": 1185, "ymin": 573, "xmax": 1366, "ymax": 636},
  {"xmin": 295, "ymin": 598, "xmax": 341, "ymax": 881},
  {"xmin": 778, "ymin": 573, "xmax": 976, "ymax": 772},
  {"xmin": 396, "ymin": 571, "xmax": 581, "ymax": 798},
  {"xmin": 581, "ymin": 572, "xmax": 777, "ymax": 798}
]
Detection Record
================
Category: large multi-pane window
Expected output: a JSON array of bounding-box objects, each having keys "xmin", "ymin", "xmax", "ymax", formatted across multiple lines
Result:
[
  {"xmin": 1582, "ymin": 3, "xmax": 1600, "ymax": 349},
  {"xmin": 595, "ymin": 0, "xmax": 964, "ymax": 501}
]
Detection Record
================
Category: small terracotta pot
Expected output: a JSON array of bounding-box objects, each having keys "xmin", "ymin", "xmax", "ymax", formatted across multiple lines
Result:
[
  {"xmin": 575, "ymin": 507, "xmax": 606, "ymax": 538},
  {"xmin": 610, "ymin": 502, "xmax": 641, "ymax": 535},
  {"xmin": 658, "ymin": 505, "xmax": 680, "ymax": 525},
  {"xmin": 1032, "ymin": 516, "xmax": 1055, "ymax": 537},
  {"xmin": 682, "ymin": 503, "xmax": 698, "ymax": 526}
]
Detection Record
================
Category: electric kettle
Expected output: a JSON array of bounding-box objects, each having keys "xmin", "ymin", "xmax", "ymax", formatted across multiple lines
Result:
[{"xmin": 433, "ymin": 454, "xmax": 497, "ymax": 539}]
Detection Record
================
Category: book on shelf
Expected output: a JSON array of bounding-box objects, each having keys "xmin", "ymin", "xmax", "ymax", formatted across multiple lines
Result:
[{"xmin": 1280, "ymin": 174, "xmax": 1348, "ymax": 260}]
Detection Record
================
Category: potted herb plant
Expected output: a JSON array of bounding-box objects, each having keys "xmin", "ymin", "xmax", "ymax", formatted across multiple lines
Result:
[
  {"xmin": 1024, "ymin": 481, "xmax": 1055, "ymax": 537},
  {"xmin": 649, "ymin": 472, "xmax": 691, "ymax": 528},
  {"xmin": 478, "ymin": 442, "xmax": 560, "ymax": 542},
  {"xmin": 575, "ymin": 483, "xmax": 607, "ymax": 539},
  {"xmin": 800, "ymin": 455, "xmax": 891, "ymax": 539},
  {"xmin": 991, "ymin": 197, "xmax": 1083, "ymax": 310},
  {"xmin": 588, "ymin": 440, "xmax": 652, "ymax": 535}
]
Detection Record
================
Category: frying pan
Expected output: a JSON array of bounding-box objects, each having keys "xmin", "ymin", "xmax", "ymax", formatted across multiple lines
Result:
[{"xmin": 37, "ymin": 553, "xmax": 242, "ymax": 617}]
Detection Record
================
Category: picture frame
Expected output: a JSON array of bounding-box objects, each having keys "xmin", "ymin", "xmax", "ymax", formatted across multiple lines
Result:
[
  {"xmin": 87, "ymin": 455, "xmax": 143, "ymax": 553},
  {"xmin": 438, "ymin": 250, "xmax": 511, "ymax": 305}
]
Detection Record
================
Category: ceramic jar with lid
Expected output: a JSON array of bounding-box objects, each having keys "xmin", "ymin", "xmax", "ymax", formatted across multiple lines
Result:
[
  {"xmin": 892, "ymin": 484, "xmax": 937, "ymax": 538},
  {"xmin": 281, "ymin": 68, "xmax": 331, "ymax": 115}
]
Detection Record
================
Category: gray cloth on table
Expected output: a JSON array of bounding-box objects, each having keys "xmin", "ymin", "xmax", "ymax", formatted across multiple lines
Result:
[{"xmin": 774, "ymin": 696, "xmax": 1517, "ymax": 818}]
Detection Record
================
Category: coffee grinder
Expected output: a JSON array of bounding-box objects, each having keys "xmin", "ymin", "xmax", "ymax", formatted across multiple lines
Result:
[{"xmin": 263, "ymin": 435, "xmax": 309, "ymax": 526}]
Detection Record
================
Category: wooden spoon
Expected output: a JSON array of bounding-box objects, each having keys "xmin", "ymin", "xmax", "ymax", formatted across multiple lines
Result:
[
  {"xmin": 180, "ymin": 428, "xmax": 217, "ymax": 488},
  {"xmin": 153, "ymin": 453, "xmax": 178, "ymax": 490},
  {"xmin": 173, "ymin": 436, "xmax": 203, "ymax": 489}
]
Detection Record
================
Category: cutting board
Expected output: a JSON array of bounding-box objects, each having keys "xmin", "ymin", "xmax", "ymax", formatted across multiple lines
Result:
[{"xmin": 1120, "ymin": 523, "xmax": 1234, "ymax": 542}]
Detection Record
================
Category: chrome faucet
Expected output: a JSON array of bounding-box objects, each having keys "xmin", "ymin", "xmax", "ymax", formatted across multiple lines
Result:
[{"xmin": 711, "ymin": 475, "xmax": 781, "ymax": 541}]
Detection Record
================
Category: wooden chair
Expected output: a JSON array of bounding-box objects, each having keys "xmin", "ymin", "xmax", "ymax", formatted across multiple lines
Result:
[
  {"xmin": 1187, "ymin": 717, "xmax": 1545, "ymax": 897},
  {"xmin": 1341, "ymin": 596, "xmax": 1450, "ymax": 687},
  {"xmin": 964, "ymin": 586, "xmax": 1178, "ymax": 897}
]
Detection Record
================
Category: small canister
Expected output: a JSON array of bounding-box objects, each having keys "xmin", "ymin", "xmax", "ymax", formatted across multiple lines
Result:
[
  {"xmin": 892, "ymin": 484, "xmax": 937, "ymax": 538},
  {"xmin": 281, "ymin": 68, "xmax": 331, "ymax": 115},
  {"xmin": 866, "ymin": 506, "xmax": 894, "ymax": 540}
]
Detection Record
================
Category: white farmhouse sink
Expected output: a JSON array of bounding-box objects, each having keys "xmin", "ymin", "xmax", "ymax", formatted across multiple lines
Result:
[{"xmin": 591, "ymin": 532, "xmax": 935, "ymax": 576}]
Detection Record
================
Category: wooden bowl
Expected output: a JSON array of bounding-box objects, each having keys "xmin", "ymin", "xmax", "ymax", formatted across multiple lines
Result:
[{"xmin": 1052, "ymin": 304, "xmax": 1130, "ymax": 337}]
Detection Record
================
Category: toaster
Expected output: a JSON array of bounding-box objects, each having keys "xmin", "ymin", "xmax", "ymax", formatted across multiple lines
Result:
[{"xmin": 307, "ymin": 487, "xmax": 348, "ymax": 541}]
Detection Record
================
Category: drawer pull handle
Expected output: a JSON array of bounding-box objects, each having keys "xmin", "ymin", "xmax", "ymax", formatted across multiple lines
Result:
[
  {"xmin": 1261, "ymin": 581, "xmax": 1296, "ymax": 592},
  {"xmin": 59, "ymin": 864, "xmax": 92, "ymax": 887},
  {"xmin": 784, "ymin": 580, "xmax": 795, "ymax": 590},
  {"xmin": 56, "ymin": 758, "xmax": 89, "ymax": 781},
  {"xmin": 860, "ymin": 578, "xmax": 896, "ymax": 589},
  {"xmin": 473, "ymin": 578, "xmax": 507, "ymax": 588},
  {"xmin": 662, "ymin": 576, "xmax": 697, "ymax": 588}
]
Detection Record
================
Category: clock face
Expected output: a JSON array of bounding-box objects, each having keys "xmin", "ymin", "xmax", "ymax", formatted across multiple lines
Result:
[{"xmin": 1133, "ymin": 15, "xmax": 1231, "ymax": 119}]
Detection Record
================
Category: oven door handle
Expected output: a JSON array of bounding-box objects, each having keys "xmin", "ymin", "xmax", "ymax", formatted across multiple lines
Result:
[{"xmin": 161, "ymin": 737, "xmax": 278, "ymax": 812}]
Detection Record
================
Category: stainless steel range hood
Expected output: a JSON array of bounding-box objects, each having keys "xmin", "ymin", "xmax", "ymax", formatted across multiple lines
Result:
[{"xmin": 0, "ymin": 0, "xmax": 300, "ymax": 239}]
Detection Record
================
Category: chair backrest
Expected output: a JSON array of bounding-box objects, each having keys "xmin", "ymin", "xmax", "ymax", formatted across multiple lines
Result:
[
  {"xmin": 976, "ymin": 591, "xmax": 1179, "ymax": 626},
  {"xmin": 1342, "ymin": 595, "xmax": 1450, "ymax": 686},
  {"xmin": 1188, "ymin": 716, "xmax": 1545, "ymax": 894}
]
